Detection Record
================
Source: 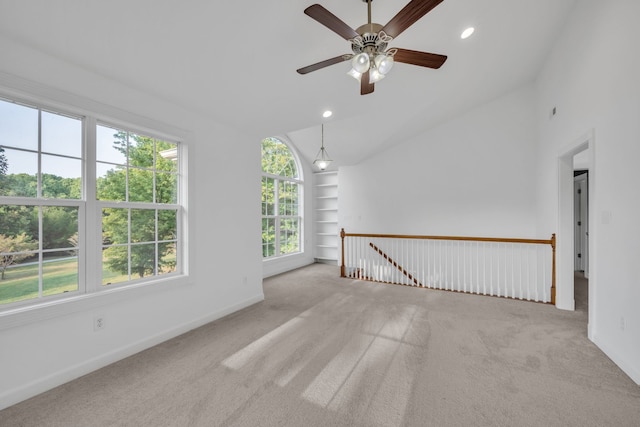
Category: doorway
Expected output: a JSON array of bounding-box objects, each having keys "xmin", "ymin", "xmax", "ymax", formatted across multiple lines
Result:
[
  {"xmin": 557, "ymin": 132, "xmax": 593, "ymax": 310},
  {"xmin": 557, "ymin": 130, "xmax": 594, "ymax": 337}
]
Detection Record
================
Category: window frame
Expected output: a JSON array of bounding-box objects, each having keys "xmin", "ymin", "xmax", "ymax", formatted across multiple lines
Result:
[
  {"xmin": 0, "ymin": 98, "xmax": 86, "ymax": 306},
  {"xmin": 95, "ymin": 120, "xmax": 182, "ymax": 288},
  {"xmin": 261, "ymin": 137, "xmax": 303, "ymax": 259},
  {"xmin": 0, "ymin": 89, "xmax": 190, "ymax": 325}
]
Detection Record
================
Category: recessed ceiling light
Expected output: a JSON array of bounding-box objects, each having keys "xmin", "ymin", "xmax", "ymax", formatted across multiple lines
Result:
[
  {"xmin": 461, "ymin": 27, "xmax": 475, "ymax": 39},
  {"xmin": 323, "ymin": 110, "xmax": 333, "ymax": 118}
]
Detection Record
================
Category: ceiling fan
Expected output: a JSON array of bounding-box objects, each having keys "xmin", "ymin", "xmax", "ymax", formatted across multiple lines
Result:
[{"xmin": 297, "ymin": 0, "xmax": 448, "ymax": 95}]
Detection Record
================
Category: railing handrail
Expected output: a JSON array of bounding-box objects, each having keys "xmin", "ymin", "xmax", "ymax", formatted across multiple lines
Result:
[
  {"xmin": 340, "ymin": 229, "xmax": 557, "ymax": 305},
  {"xmin": 341, "ymin": 229, "xmax": 553, "ymax": 246}
]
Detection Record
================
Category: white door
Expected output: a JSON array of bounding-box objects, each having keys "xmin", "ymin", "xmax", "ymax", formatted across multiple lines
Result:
[{"xmin": 573, "ymin": 173, "xmax": 589, "ymax": 275}]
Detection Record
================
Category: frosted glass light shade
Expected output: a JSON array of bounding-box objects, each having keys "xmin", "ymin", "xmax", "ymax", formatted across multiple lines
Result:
[
  {"xmin": 374, "ymin": 54, "xmax": 394, "ymax": 75},
  {"xmin": 347, "ymin": 68, "xmax": 362, "ymax": 81},
  {"xmin": 313, "ymin": 141, "xmax": 332, "ymax": 171},
  {"xmin": 313, "ymin": 154, "xmax": 332, "ymax": 171},
  {"xmin": 316, "ymin": 160, "xmax": 329, "ymax": 170},
  {"xmin": 352, "ymin": 53, "xmax": 370, "ymax": 73},
  {"xmin": 369, "ymin": 68, "xmax": 385, "ymax": 83}
]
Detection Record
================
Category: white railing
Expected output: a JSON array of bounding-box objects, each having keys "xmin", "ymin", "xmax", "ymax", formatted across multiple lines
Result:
[{"xmin": 340, "ymin": 230, "xmax": 556, "ymax": 304}]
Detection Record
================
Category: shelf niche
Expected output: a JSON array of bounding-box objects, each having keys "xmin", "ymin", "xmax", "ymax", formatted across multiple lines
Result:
[{"xmin": 314, "ymin": 171, "xmax": 338, "ymax": 264}]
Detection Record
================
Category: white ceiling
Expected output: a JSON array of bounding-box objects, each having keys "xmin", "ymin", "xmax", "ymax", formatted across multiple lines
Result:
[{"xmin": 0, "ymin": 0, "xmax": 577, "ymax": 169}]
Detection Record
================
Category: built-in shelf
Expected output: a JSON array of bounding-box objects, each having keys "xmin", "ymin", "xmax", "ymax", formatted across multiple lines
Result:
[{"xmin": 314, "ymin": 171, "xmax": 338, "ymax": 264}]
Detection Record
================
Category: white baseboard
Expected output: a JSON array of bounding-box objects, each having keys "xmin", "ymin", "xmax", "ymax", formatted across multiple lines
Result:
[
  {"xmin": 591, "ymin": 333, "xmax": 640, "ymax": 385},
  {"xmin": 263, "ymin": 255, "xmax": 314, "ymax": 278},
  {"xmin": 0, "ymin": 293, "xmax": 264, "ymax": 411}
]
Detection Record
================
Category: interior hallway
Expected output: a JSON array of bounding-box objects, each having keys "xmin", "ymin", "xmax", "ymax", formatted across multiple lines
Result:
[{"xmin": 574, "ymin": 271, "xmax": 589, "ymax": 314}]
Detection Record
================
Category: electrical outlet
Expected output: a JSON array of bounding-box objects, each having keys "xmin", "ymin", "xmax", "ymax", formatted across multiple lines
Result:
[
  {"xmin": 94, "ymin": 316, "xmax": 105, "ymax": 331},
  {"xmin": 620, "ymin": 316, "xmax": 625, "ymax": 331}
]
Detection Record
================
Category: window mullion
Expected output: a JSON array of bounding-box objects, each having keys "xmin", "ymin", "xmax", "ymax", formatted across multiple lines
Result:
[
  {"xmin": 274, "ymin": 178, "xmax": 280, "ymax": 255},
  {"xmin": 37, "ymin": 109, "xmax": 42, "ymax": 198},
  {"xmin": 127, "ymin": 208, "xmax": 132, "ymax": 280},
  {"xmin": 38, "ymin": 207, "xmax": 43, "ymax": 298},
  {"xmin": 153, "ymin": 139, "xmax": 157, "ymax": 204},
  {"xmin": 84, "ymin": 117, "xmax": 98, "ymax": 293},
  {"xmin": 125, "ymin": 132, "xmax": 130, "ymax": 203},
  {"xmin": 155, "ymin": 209, "xmax": 159, "ymax": 276},
  {"xmin": 37, "ymin": 111, "xmax": 43, "ymax": 296}
]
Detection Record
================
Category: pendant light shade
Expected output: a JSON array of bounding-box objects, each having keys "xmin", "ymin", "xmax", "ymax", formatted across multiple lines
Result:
[{"xmin": 313, "ymin": 124, "xmax": 333, "ymax": 171}]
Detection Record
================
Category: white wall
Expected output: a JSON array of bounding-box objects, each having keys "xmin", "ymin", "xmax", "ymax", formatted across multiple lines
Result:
[
  {"xmin": 339, "ymin": 85, "xmax": 539, "ymax": 239},
  {"xmin": 535, "ymin": 0, "xmax": 640, "ymax": 383},
  {"xmin": 0, "ymin": 36, "xmax": 264, "ymax": 409}
]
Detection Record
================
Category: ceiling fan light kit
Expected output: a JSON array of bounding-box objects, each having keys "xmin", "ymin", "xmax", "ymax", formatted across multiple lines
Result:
[
  {"xmin": 347, "ymin": 29, "xmax": 396, "ymax": 83},
  {"xmin": 297, "ymin": 0, "xmax": 448, "ymax": 95}
]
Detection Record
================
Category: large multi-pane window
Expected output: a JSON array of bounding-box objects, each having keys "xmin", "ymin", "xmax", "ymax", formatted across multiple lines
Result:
[
  {"xmin": 0, "ymin": 95, "xmax": 183, "ymax": 309},
  {"xmin": 97, "ymin": 124, "xmax": 180, "ymax": 285},
  {"xmin": 261, "ymin": 137, "xmax": 302, "ymax": 258}
]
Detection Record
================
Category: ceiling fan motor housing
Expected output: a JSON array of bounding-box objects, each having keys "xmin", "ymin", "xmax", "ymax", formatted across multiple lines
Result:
[{"xmin": 352, "ymin": 23, "xmax": 389, "ymax": 56}]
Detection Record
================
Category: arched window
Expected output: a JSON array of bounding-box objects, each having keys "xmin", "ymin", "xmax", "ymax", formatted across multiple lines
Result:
[{"xmin": 261, "ymin": 137, "xmax": 303, "ymax": 258}]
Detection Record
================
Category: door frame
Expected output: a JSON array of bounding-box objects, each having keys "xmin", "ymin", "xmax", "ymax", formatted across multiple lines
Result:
[{"xmin": 557, "ymin": 130, "xmax": 595, "ymax": 319}]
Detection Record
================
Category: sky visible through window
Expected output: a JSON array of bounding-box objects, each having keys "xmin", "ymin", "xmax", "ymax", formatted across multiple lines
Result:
[{"xmin": 0, "ymin": 99, "xmax": 81, "ymax": 179}]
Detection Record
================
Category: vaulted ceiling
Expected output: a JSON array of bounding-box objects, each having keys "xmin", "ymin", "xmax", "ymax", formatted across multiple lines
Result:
[{"xmin": 0, "ymin": 0, "xmax": 577, "ymax": 169}]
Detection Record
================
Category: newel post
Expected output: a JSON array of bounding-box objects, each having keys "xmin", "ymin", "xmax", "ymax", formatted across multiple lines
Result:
[
  {"xmin": 340, "ymin": 228, "xmax": 346, "ymax": 277},
  {"xmin": 551, "ymin": 233, "xmax": 556, "ymax": 305}
]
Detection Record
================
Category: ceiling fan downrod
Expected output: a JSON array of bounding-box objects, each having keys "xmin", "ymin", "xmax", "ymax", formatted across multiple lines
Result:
[{"xmin": 365, "ymin": 0, "xmax": 372, "ymax": 25}]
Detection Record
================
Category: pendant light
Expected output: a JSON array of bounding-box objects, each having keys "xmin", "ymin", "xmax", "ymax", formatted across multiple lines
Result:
[{"xmin": 313, "ymin": 124, "xmax": 333, "ymax": 171}]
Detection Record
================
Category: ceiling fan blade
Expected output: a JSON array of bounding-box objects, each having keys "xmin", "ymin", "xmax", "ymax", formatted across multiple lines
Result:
[
  {"xmin": 361, "ymin": 71, "xmax": 375, "ymax": 95},
  {"xmin": 393, "ymin": 48, "xmax": 447, "ymax": 69},
  {"xmin": 304, "ymin": 4, "xmax": 359, "ymax": 40},
  {"xmin": 382, "ymin": 0, "xmax": 444, "ymax": 38},
  {"xmin": 297, "ymin": 55, "xmax": 352, "ymax": 74}
]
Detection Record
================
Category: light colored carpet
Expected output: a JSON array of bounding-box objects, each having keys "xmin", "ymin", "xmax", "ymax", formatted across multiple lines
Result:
[{"xmin": 2, "ymin": 263, "xmax": 639, "ymax": 426}]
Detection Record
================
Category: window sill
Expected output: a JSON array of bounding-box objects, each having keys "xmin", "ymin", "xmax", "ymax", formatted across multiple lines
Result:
[{"xmin": 0, "ymin": 274, "xmax": 191, "ymax": 331}]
